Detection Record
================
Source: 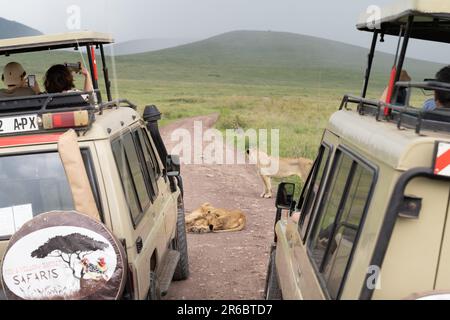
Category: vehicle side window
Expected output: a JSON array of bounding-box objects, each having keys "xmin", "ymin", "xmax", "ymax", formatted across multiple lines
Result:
[
  {"xmin": 308, "ymin": 150, "xmax": 374, "ymax": 299},
  {"xmin": 112, "ymin": 132, "xmax": 150, "ymax": 226},
  {"xmin": 134, "ymin": 129, "xmax": 159, "ymax": 201},
  {"xmin": 140, "ymin": 127, "xmax": 162, "ymax": 179},
  {"xmin": 298, "ymin": 145, "xmax": 330, "ymax": 240},
  {"xmin": 122, "ymin": 133, "xmax": 151, "ymax": 211}
]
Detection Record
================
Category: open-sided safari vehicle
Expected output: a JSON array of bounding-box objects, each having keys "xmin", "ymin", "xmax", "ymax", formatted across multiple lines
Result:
[
  {"xmin": 265, "ymin": 0, "xmax": 450, "ymax": 300},
  {"xmin": 0, "ymin": 32, "xmax": 188, "ymax": 300}
]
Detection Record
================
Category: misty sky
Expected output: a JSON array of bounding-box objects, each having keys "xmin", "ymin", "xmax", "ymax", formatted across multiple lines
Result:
[{"xmin": 1, "ymin": 0, "xmax": 449, "ymax": 63}]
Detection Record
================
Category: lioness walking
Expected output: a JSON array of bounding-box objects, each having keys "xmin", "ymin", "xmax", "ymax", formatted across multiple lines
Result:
[{"xmin": 247, "ymin": 147, "xmax": 313, "ymax": 198}]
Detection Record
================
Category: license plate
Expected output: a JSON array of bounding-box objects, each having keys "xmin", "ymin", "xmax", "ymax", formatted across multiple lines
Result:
[{"xmin": 0, "ymin": 114, "xmax": 39, "ymax": 135}]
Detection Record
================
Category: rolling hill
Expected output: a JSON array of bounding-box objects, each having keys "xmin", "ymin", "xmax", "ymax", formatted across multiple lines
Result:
[
  {"xmin": 0, "ymin": 29, "xmax": 444, "ymax": 159},
  {"xmin": 0, "ymin": 17, "xmax": 42, "ymax": 39},
  {"xmin": 0, "ymin": 30, "xmax": 441, "ymax": 92},
  {"xmin": 113, "ymin": 30, "xmax": 442, "ymax": 90},
  {"xmin": 107, "ymin": 38, "xmax": 197, "ymax": 56}
]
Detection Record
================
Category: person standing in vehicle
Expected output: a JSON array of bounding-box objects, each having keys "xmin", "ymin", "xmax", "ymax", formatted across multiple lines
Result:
[
  {"xmin": 0, "ymin": 62, "xmax": 40, "ymax": 98},
  {"xmin": 423, "ymin": 66, "xmax": 450, "ymax": 111},
  {"xmin": 44, "ymin": 63, "xmax": 93, "ymax": 93}
]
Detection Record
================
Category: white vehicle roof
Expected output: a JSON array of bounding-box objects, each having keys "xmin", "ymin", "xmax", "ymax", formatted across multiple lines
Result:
[
  {"xmin": 0, "ymin": 31, "xmax": 114, "ymax": 55},
  {"xmin": 357, "ymin": 0, "xmax": 450, "ymax": 43}
]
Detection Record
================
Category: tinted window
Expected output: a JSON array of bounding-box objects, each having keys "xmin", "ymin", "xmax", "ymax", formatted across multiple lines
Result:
[
  {"xmin": 298, "ymin": 145, "xmax": 330, "ymax": 239},
  {"xmin": 140, "ymin": 128, "xmax": 162, "ymax": 179},
  {"xmin": 308, "ymin": 150, "xmax": 374, "ymax": 299},
  {"xmin": 310, "ymin": 154, "xmax": 352, "ymax": 267},
  {"xmin": 112, "ymin": 140, "xmax": 142, "ymax": 224},
  {"xmin": 112, "ymin": 130, "xmax": 160, "ymax": 226},
  {"xmin": 323, "ymin": 165, "xmax": 373, "ymax": 298},
  {"xmin": 135, "ymin": 129, "xmax": 159, "ymax": 200},
  {"xmin": 0, "ymin": 151, "xmax": 98, "ymax": 238},
  {"xmin": 122, "ymin": 133, "xmax": 151, "ymax": 212}
]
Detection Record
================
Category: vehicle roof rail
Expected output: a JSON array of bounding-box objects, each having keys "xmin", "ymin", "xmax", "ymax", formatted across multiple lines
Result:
[{"xmin": 98, "ymin": 99, "xmax": 137, "ymax": 115}]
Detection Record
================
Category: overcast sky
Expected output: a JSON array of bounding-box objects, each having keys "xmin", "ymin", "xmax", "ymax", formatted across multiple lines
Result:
[{"xmin": 1, "ymin": 0, "xmax": 449, "ymax": 62}]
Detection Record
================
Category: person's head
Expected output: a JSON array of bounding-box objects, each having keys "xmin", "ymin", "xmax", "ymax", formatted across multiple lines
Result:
[
  {"xmin": 44, "ymin": 64, "xmax": 74, "ymax": 93},
  {"xmin": 2, "ymin": 62, "xmax": 27, "ymax": 89},
  {"xmin": 400, "ymin": 70, "xmax": 412, "ymax": 82},
  {"xmin": 435, "ymin": 66, "xmax": 450, "ymax": 108}
]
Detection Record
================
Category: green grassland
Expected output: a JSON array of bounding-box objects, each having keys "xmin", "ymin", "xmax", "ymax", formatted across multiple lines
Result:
[{"xmin": 1, "ymin": 31, "xmax": 443, "ymax": 175}]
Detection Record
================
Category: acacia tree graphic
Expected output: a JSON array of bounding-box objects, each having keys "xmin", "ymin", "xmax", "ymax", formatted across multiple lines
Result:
[{"xmin": 31, "ymin": 233, "xmax": 109, "ymax": 280}]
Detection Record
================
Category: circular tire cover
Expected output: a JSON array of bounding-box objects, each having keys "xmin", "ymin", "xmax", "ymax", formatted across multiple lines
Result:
[{"xmin": 1, "ymin": 211, "xmax": 127, "ymax": 300}]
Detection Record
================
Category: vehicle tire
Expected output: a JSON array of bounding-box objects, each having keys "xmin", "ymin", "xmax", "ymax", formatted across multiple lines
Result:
[
  {"xmin": 172, "ymin": 196, "xmax": 190, "ymax": 281},
  {"xmin": 147, "ymin": 271, "xmax": 161, "ymax": 300},
  {"xmin": 264, "ymin": 248, "xmax": 282, "ymax": 300}
]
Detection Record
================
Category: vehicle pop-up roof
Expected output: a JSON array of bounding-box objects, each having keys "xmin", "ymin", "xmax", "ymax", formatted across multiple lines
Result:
[
  {"xmin": 0, "ymin": 31, "xmax": 114, "ymax": 104},
  {"xmin": 0, "ymin": 32, "xmax": 136, "ymax": 136},
  {"xmin": 357, "ymin": 0, "xmax": 450, "ymax": 43},
  {"xmin": 342, "ymin": 0, "xmax": 450, "ymax": 135},
  {"xmin": 0, "ymin": 31, "xmax": 113, "ymax": 55}
]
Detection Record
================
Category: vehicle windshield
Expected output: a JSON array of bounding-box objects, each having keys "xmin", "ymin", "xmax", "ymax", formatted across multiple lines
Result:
[{"xmin": 0, "ymin": 152, "xmax": 74, "ymax": 239}]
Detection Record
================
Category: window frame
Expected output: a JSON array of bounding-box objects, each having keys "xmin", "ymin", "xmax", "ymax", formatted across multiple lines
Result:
[
  {"xmin": 134, "ymin": 128, "xmax": 160, "ymax": 201},
  {"xmin": 112, "ymin": 134, "xmax": 146, "ymax": 228},
  {"xmin": 140, "ymin": 126, "xmax": 162, "ymax": 180},
  {"xmin": 111, "ymin": 127, "xmax": 163, "ymax": 229},
  {"xmin": 306, "ymin": 145, "xmax": 378, "ymax": 299},
  {"xmin": 297, "ymin": 142, "xmax": 333, "ymax": 242}
]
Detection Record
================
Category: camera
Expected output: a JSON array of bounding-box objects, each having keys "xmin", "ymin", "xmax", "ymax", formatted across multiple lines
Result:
[
  {"xmin": 64, "ymin": 62, "xmax": 82, "ymax": 73},
  {"xmin": 27, "ymin": 75, "xmax": 36, "ymax": 87}
]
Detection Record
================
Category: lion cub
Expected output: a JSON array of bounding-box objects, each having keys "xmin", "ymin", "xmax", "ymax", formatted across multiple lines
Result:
[
  {"xmin": 185, "ymin": 203, "xmax": 246, "ymax": 233},
  {"xmin": 247, "ymin": 147, "xmax": 313, "ymax": 198}
]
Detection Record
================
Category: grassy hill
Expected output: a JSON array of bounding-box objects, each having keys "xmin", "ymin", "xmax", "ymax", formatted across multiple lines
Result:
[
  {"xmin": 0, "ymin": 30, "xmax": 443, "ymax": 164},
  {"xmin": 0, "ymin": 17, "xmax": 41, "ymax": 39},
  {"xmin": 113, "ymin": 30, "xmax": 441, "ymax": 90},
  {"xmin": 107, "ymin": 38, "xmax": 197, "ymax": 56}
]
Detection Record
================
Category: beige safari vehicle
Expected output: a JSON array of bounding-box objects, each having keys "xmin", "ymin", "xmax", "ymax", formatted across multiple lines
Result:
[
  {"xmin": 265, "ymin": 0, "xmax": 450, "ymax": 300},
  {"xmin": 0, "ymin": 32, "xmax": 188, "ymax": 299}
]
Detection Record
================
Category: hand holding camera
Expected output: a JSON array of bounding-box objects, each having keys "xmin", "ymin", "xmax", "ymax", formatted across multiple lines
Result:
[
  {"xmin": 27, "ymin": 75, "xmax": 35, "ymax": 88},
  {"xmin": 64, "ymin": 62, "xmax": 82, "ymax": 73}
]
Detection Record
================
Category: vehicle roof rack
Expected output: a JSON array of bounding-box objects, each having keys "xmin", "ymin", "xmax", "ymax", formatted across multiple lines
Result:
[
  {"xmin": 340, "ymin": 80, "xmax": 450, "ymax": 135},
  {"xmin": 98, "ymin": 99, "xmax": 137, "ymax": 115},
  {"xmin": 0, "ymin": 91, "xmax": 98, "ymax": 118}
]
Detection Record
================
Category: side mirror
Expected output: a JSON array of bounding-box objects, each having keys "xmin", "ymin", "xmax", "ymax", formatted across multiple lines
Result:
[
  {"xmin": 166, "ymin": 154, "xmax": 180, "ymax": 176},
  {"xmin": 276, "ymin": 182, "xmax": 295, "ymax": 210}
]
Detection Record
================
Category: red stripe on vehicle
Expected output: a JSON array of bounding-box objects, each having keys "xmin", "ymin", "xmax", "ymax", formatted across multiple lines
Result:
[
  {"xmin": 435, "ymin": 148, "xmax": 450, "ymax": 174},
  {"xmin": 0, "ymin": 133, "xmax": 63, "ymax": 147}
]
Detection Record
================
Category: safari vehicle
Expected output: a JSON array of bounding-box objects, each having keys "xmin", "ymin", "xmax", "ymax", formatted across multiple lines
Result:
[
  {"xmin": 0, "ymin": 32, "xmax": 189, "ymax": 300},
  {"xmin": 265, "ymin": 0, "xmax": 450, "ymax": 300}
]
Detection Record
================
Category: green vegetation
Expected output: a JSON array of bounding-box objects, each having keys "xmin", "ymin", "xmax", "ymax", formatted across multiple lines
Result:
[{"xmin": 1, "ymin": 31, "xmax": 443, "ymax": 166}]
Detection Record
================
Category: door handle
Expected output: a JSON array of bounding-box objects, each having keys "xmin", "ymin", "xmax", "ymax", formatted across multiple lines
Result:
[{"xmin": 136, "ymin": 236, "xmax": 143, "ymax": 254}]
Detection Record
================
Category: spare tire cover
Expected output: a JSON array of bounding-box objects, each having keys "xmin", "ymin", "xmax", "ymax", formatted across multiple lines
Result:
[{"xmin": 1, "ymin": 211, "xmax": 127, "ymax": 300}]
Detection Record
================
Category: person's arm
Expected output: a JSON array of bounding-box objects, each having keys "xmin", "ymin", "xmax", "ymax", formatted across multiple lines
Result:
[
  {"xmin": 80, "ymin": 65, "xmax": 94, "ymax": 92},
  {"xmin": 31, "ymin": 81, "xmax": 41, "ymax": 95}
]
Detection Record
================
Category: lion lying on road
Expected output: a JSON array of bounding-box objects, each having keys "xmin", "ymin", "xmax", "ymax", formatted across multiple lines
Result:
[{"xmin": 185, "ymin": 203, "xmax": 246, "ymax": 233}]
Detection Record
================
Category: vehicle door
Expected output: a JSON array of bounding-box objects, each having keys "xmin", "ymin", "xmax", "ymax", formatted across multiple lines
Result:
[{"xmin": 276, "ymin": 142, "xmax": 332, "ymax": 299}]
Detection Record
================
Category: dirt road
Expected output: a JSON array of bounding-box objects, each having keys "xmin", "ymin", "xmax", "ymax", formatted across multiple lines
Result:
[{"xmin": 160, "ymin": 114, "xmax": 275, "ymax": 300}]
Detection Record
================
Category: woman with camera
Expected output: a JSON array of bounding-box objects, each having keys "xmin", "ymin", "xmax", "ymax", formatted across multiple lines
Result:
[{"xmin": 44, "ymin": 62, "xmax": 93, "ymax": 94}]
